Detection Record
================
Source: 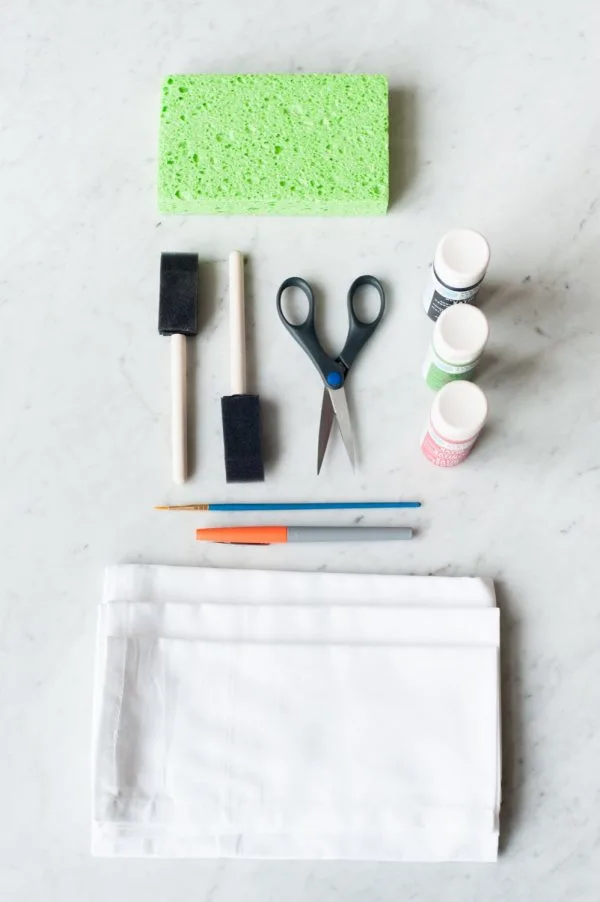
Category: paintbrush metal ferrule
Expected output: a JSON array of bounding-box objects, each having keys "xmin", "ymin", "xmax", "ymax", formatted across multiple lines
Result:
[{"xmin": 154, "ymin": 504, "xmax": 210, "ymax": 511}]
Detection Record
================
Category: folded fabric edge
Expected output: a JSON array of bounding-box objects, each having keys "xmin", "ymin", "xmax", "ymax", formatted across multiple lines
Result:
[
  {"xmin": 97, "ymin": 603, "xmax": 500, "ymax": 647},
  {"xmin": 103, "ymin": 565, "xmax": 496, "ymax": 608}
]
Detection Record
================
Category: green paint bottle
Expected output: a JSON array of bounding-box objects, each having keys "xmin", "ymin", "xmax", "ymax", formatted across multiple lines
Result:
[{"xmin": 423, "ymin": 303, "xmax": 489, "ymax": 391}]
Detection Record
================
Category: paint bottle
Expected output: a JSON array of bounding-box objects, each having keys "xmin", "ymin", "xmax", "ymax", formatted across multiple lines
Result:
[
  {"xmin": 421, "ymin": 381, "xmax": 488, "ymax": 467},
  {"xmin": 423, "ymin": 303, "xmax": 489, "ymax": 391},
  {"xmin": 423, "ymin": 229, "xmax": 490, "ymax": 322}
]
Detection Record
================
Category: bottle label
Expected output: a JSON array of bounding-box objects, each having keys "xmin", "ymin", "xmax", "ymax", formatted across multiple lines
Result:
[
  {"xmin": 423, "ymin": 267, "xmax": 482, "ymax": 321},
  {"xmin": 422, "ymin": 345, "xmax": 479, "ymax": 390},
  {"xmin": 421, "ymin": 421, "xmax": 479, "ymax": 467}
]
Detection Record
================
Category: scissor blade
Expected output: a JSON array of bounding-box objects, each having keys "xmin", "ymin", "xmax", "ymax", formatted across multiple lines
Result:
[
  {"xmin": 329, "ymin": 387, "xmax": 355, "ymax": 470},
  {"xmin": 317, "ymin": 388, "xmax": 335, "ymax": 475}
]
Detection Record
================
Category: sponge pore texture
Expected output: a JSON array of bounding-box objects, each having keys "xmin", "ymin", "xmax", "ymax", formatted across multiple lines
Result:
[{"xmin": 158, "ymin": 74, "xmax": 388, "ymax": 216}]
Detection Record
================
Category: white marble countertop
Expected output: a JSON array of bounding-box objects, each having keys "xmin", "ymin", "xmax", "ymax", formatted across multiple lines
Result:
[{"xmin": 1, "ymin": 0, "xmax": 600, "ymax": 898}]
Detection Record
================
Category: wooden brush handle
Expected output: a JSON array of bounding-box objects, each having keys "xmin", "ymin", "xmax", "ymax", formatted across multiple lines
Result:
[
  {"xmin": 171, "ymin": 333, "xmax": 187, "ymax": 484},
  {"xmin": 229, "ymin": 251, "xmax": 246, "ymax": 394}
]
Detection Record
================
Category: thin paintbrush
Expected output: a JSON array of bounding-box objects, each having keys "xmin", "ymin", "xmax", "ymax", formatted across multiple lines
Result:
[{"xmin": 155, "ymin": 501, "xmax": 421, "ymax": 512}]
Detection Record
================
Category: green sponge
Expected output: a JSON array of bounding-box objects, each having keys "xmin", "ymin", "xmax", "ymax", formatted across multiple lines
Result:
[{"xmin": 158, "ymin": 74, "xmax": 388, "ymax": 216}]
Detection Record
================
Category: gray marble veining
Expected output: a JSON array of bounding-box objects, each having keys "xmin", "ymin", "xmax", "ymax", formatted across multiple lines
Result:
[{"xmin": 1, "ymin": 0, "xmax": 600, "ymax": 898}]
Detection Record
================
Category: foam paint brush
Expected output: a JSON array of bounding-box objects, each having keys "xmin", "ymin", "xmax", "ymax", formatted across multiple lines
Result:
[
  {"xmin": 158, "ymin": 253, "xmax": 199, "ymax": 484},
  {"xmin": 221, "ymin": 251, "xmax": 264, "ymax": 482}
]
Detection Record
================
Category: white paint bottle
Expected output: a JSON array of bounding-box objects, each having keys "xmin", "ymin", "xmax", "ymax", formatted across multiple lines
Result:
[
  {"xmin": 423, "ymin": 229, "xmax": 490, "ymax": 322},
  {"xmin": 422, "ymin": 303, "xmax": 489, "ymax": 391},
  {"xmin": 421, "ymin": 381, "xmax": 488, "ymax": 467}
]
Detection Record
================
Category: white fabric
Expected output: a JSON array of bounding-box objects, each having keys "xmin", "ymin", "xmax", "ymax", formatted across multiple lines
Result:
[{"xmin": 93, "ymin": 565, "xmax": 501, "ymax": 861}]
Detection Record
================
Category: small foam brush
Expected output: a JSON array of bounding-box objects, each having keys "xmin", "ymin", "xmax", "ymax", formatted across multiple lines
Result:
[
  {"xmin": 221, "ymin": 251, "xmax": 264, "ymax": 483},
  {"xmin": 159, "ymin": 252, "xmax": 199, "ymax": 483}
]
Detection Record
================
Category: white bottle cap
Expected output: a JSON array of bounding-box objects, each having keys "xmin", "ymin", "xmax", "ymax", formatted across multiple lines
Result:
[
  {"xmin": 431, "ymin": 381, "xmax": 488, "ymax": 442},
  {"xmin": 433, "ymin": 229, "xmax": 490, "ymax": 290},
  {"xmin": 433, "ymin": 304, "xmax": 490, "ymax": 366}
]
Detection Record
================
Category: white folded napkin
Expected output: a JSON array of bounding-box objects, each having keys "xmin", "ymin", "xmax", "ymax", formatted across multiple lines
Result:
[{"xmin": 93, "ymin": 565, "xmax": 501, "ymax": 861}]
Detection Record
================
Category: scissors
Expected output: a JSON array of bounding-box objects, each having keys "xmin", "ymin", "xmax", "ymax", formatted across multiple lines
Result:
[{"xmin": 276, "ymin": 275, "xmax": 386, "ymax": 473}]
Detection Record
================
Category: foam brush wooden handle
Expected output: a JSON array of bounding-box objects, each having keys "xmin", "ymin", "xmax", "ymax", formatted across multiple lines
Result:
[
  {"xmin": 229, "ymin": 251, "xmax": 246, "ymax": 395},
  {"xmin": 171, "ymin": 333, "xmax": 187, "ymax": 484}
]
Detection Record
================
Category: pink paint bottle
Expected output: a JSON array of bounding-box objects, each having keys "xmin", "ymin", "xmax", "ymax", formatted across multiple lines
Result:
[{"xmin": 421, "ymin": 381, "xmax": 488, "ymax": 467}]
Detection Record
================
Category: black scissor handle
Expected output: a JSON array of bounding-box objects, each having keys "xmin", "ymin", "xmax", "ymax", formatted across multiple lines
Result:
[
  {"xmin": 339, "ymin": 275, "xmax": 386, "ymax": 371},
  {"xmin": 276, "ymin": 277, "xmax": 346, "ymax": 389}
]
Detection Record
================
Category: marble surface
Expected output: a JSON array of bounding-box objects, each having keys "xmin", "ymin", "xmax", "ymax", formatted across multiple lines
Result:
[{"xmin": 1, "ymin": 0, "xmax": 600, "ymax": 898}]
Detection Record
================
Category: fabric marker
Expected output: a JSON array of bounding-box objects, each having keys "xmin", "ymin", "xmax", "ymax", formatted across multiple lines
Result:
[{"xmin": 196, "ymin": 526, "xmax": 414, "ymax": 544}]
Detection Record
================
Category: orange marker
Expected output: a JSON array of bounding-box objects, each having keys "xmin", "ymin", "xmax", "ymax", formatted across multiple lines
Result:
[
  {"xmin": 195, "ymin": 526, "xmax": 413, "ymax": 545},
  {"xmin": 196, "ymin": 526, "xmax": 287, "ymax": 544}
]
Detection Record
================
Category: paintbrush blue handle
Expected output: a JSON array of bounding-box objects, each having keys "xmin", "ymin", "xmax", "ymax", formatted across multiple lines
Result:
[{"xmin": 209, "ymin": 502, "xmax": 421, "ymax": 512}]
